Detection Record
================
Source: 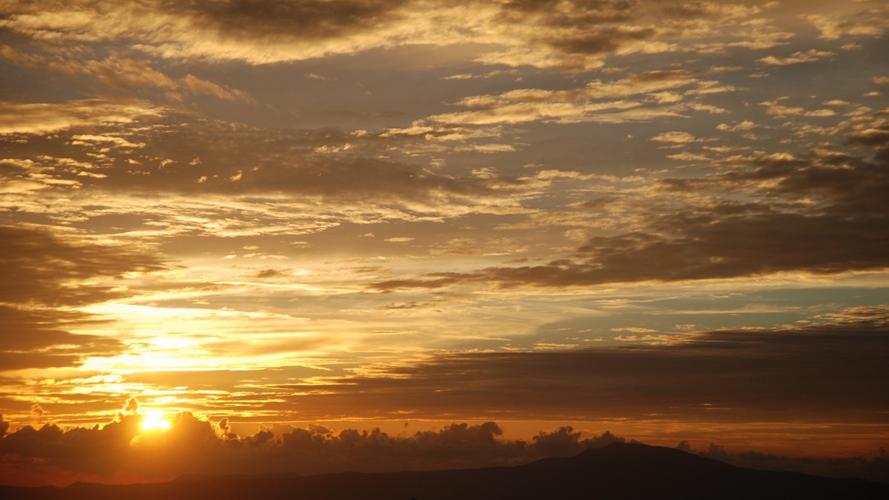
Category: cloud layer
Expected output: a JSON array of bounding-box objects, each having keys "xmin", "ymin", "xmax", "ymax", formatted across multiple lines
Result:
[
  {"xmin": 1, "ymin": 0, "xmax": 888, "ymax": 479},
  {"xmin": 0, "ymin": 413, "xmax": 624, "ymax": 486},
  {"xmin": 271, "ymin": 309, "xmax": 889, "ymax": 422},
  {"xmin": 374, "ymin": 112, "xmax": 889, "ymax": 290}
]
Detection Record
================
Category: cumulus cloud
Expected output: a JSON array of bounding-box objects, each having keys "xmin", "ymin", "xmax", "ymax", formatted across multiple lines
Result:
[
  {"xmin": 1, "ymin": 410, "xmax": 885, "ymax": 487},
  {"xmin": 0, "ymin": 413, "xmax": 624, "ymax": 486}
]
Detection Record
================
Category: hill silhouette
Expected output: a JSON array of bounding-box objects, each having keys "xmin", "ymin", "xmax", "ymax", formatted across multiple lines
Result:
[{"xmin": 2, "ymin": 442, "xmax": 887, "ymax": 499}]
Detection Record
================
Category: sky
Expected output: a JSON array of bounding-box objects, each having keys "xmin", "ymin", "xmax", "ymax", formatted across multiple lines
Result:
[{"xmin": 1, "ymin": 0, "xmax": 889, "ymax": 485}]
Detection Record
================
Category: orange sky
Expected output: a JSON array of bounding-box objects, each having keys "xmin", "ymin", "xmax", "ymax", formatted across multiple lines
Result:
[{"xmin": 1, "ymin": 0, "xmax": 889, "ymax": 485}]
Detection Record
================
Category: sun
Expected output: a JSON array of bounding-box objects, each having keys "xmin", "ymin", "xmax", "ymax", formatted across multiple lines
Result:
[{"xmin": 140, "ymin": 409, "xmax": 171, "ymax": 432}]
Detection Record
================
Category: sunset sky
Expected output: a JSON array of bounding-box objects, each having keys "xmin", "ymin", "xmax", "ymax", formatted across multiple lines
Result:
[{"xmin": 1, "ymin": 0, "xmax": 889, "ymax": 485}]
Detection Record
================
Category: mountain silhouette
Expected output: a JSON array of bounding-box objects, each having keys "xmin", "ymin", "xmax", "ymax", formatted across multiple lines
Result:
[{"xmin": 2, "ymin": 442, "xmax": 887, "ymax": 499}]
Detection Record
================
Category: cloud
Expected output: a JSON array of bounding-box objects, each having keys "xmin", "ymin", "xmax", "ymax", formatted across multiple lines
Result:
[
  {"xmin": 274, "ymin": 308, "xmax": 889, "ymax": 423},
  {"xmin": 179, "ymin": 74, "xmax": 247, "ymax": 101},
  {"xmin": 0, "ymin": 225, "xmax": 163, "ymax": 307},
  {"xmin": 373, "ymin": 112, "xmax": 889, "ymax": 290},
  {"xmin": 423, "ymin": 70, "xmax": 728, "ymax": 126},
  {"xmin": 0, "ymin": 48, "xmax": 249, "ymax": 102},
  {"xmin": 804, "ymin": 9, "xmax": 889, "ymax": 40},
  {"xmin": 0, "ymin": 116, "xmax": 528, "ymax": 209},
  {"xmin": 0, "ymin": 226, "xmax": 161, "ymax": 369},
  {"xmin": 374, "ymin": 209, "xmax": 889, "ymax": 290},
  {"xmin": 0, "ymin": 412, "xmax": 624, "ymax": 486},
  {"xmin": 665, "ymin": 151, "xmax": 709, "ymax": 161},
  {"xmin": 255, "ymin": 268, "xmax": 288, "ymax": 279},
  {"xmin": 2, "ymin": 406, "xmax": 886, "ymax": 486},
  {"xmin": 651, "ymin": 131, "xmax": 702, "ymax": 143},
  {"xmin": 375, "ymin": 211, "xmax": 887, "ymax": 289},
  {"xmin": 0, "ymin": 2, "xmax": 886, "ymax": 487},
  {"xmin": 0, "ymin": 100, "xmax": 162, "ymax": 135},
  {"xmin": 0, "ymin": 0, "xmax": 415, "ymax": 65},
  {"xmin": 717, "ymin": 120, "xmax": 756, "ymax": 132},
  {"xmin": 759, "ymin": 99, "xmax": 836, "ymax": 117},
  {"xmin": 0, "ymin": 1, "xmax": 793, "ymax": 69},
  {"xmin": 0, "ymin": 306, "xmax": 122, "ymax": 370},
  {"xmin": 467, "ymin": 0, "xmax": 789, "ymax": 70},
  {"xmin": 758, "ymin": 49, "xmax": 834, "ymax": 66}
]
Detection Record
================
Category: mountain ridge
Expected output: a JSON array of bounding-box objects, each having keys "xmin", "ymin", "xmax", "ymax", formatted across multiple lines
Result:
[{"xmin": 2, "ymin": 442, "xmax": 887, "ymax": 499}]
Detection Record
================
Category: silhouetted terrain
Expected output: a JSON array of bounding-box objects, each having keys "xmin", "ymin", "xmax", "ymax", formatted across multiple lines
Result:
[{"xmin": 2, "ymin": 443, "xmax": 887, "ymax": 499}]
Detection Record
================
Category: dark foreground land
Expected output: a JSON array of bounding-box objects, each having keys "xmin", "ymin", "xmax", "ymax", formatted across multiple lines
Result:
[{"xmin": 2, "ymin": 442, "xmax": 888, "ymax": 499}]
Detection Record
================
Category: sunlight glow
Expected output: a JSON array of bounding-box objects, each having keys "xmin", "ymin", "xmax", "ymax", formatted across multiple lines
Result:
[{"xmin": 140, "ymin": 410, "xmax": 171, "ymax": 432}]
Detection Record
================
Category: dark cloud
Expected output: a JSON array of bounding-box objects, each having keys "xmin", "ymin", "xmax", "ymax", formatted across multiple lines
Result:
[
  {"xmin": 0, "ymin": 0, "xmax": 786, "ymax": 68},
  {"xmin": 673, "ymin": 125, "xmax": 889, "ymax": 215},
  {"xmin": 1, "ymin": 398, "xmax": 886, "ymax": 486},
  {"xmin": 0, "ymin": 412, "xmax": 624, "ymax": 486},
  {"xmin": 373, "ymin": 117, "xmax": 889, "ymax": 290},
  {"xmin": 498, "ymin": 0, "xmax": 648, "ymax": 57},
  {"xmin": 0, "ymin": 1, "xmax": 886, "ymax": 488},
  {"xmin": 273, "ymin": 310, "xmax": 889, "ymax": 422},
  {"xmin": 0, "ymin": 306, "xmax": 122, "ymax": 370},
  {"xmin": 0, "ymin": 225, "xmax": 163, "ymax": 307},
  {"xmin": 0, "ymin": 307, "xmax": 96, "ymax": 352},
  {"xmin": 168, "ymin": 0, "xmax": 412, "ymax": 40},
  {"xmin": 548, "ymin": 27, "xmax": 655, "ymax": 55},
  {"xmin": 0, "ymin": 0, "xmax": 414, "ymax": 52},
  {"xmin": 255, "ymin": 268, "xmax": 287, "ymax": 279},
  {"xmin": 374, "ymin": 210, "xmax": 889, "ymax": 289},
  {"xmin": 500, "ymin": 0, "xmax": 634, "ymax": 22},
  {"xmin": 0, "ymin": 226, "xmax": 160, "ymax": 369}
]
